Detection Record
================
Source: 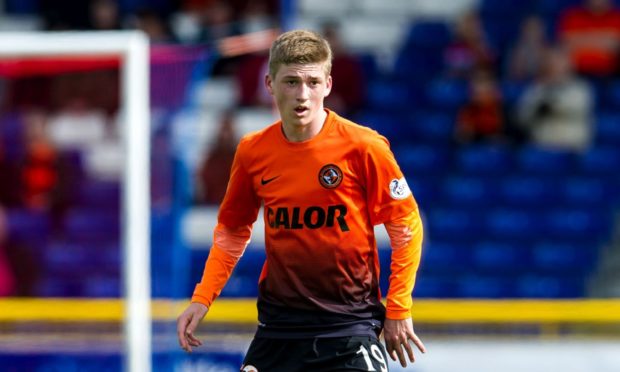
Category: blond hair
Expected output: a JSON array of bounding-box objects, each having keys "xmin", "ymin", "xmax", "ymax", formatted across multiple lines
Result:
[{"xmin": 268, "ymin": 29, "xmax": 333, "ymax": 78}]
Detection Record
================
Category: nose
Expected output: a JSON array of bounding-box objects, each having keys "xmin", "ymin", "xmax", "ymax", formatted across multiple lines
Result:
[{"xmin": 296, "ymin": 82, "xmax": 310, "ymax": 101}]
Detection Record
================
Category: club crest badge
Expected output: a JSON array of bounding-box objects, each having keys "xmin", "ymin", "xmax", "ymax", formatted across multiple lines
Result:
[
  {"xmin": 241, "ymin": 365, "xmax": 258, "ymax": 372},
  {"xmin": 389, "ymin": 177, "xmax": 411, "ymax": 200},
  {"xmin": 318, "ymin": 164, "xmax": 343, "ymax": 189}
]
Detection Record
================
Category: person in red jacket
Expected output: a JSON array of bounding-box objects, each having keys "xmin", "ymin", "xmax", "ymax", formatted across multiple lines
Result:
[
  {"xmin": 558, "ymin": 0, "xmax": 620, "ymax": 77},
  {"xmin": 177, "ymin": 29, "xmax": 426, "ymax": 371}
]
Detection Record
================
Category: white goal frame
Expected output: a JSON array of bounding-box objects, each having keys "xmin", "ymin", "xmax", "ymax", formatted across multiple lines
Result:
[{"xmin": 0, "ymin": 32, "xmax": 151, "ymax": 372}]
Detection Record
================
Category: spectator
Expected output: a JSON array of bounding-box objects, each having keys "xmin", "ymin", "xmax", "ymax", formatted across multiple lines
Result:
[
  {"xmin": 197, "ymin": 1, "xmax": 241, "ymax": 45},
  {"xmin": 455, "ymin": 70, "xmax": 506, "ymax": 144},
  {"xmin": 558, "ymin": 0, "xmax": 620, "ymax": 77},
  {"xmin": 196, "ymin": 111, "xmax": 238, "ymax": 205},
  {"xmin": 444, "ymin": 11, "xmax": 496, "ymax": 78},
  {"xmin": 0, "ymin": 207, "xmax": 16, "ymax": 296},
  {"xmin": 322, "ymin": 22, "xmax": 366, "ymax": 117},
  {"xmin": 89, "ymin": 0, "xmax": 121, "ymax": 31},
  {"xmin": 21, "ymin": 112, "xmax": 62, "ymax": 211},
  {"xmin": 508, "ymin": 15, "xmax": 550, "ymax": 81},
  {"xmin": 239, "ymin": 1, "xmax": 276, "ymax": 34},
  {"xmin": 236, "ymin": 52, "xmax": 270, "ymax": 107},
  {"xmin": 516, "ymin": 47, "xmax": 593, "ymax": 152},
  {"xmin": 131, "ymin": 8, "xmax": 175, "ymax": 44}
]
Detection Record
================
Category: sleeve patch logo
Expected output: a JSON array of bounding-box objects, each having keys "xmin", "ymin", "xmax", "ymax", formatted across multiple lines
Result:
[{"xmin": 389, "ymin": 177, "xmax": 411, "ymax": 200}]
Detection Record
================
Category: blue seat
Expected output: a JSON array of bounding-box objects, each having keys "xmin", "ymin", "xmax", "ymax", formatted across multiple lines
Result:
[
  {"xmin": 409, "ymin": 112, "xmax": 454, "ymax": 143},
  {"xmin": 516, "ymin": 146, "xmax": 575, "ymax": 174},
  {"xmin": 471, "ymin": 241, "xmax": 530, "ymax": 273},
  {"xmin": 595, "ymin": 112, "xmax": 620, "ymax": 145},
  {"xmin": 357, "ymin": 111, "xmax": 406, "ymax": 142},
  {"xmin": 426, "ymin": 79, "xmax": 468, "ymax": 110},
  {"xmin": 485, "ymin": 209, "xmax": 542, "ymax": 240},
  {"xmin": 516, "ymin": 275, "xmax": 585, "ymax": 298},
  {"xmin": 220, "ymin": 276, "xmax": 259, "ymax": 297},
  {"xmin": 480, "ymin": 0, "xmax": 535, "ymax": 16},
  {"xmin": 419, "ymin": 241, "xmax": 472, "ymax": 274},
  {"xmin": 83, "ymin": 276, "xmax": 120, "ymax": 297},
  {"xmin": 413, "ymin": 275, "xmax": 458, "ymax": 298},
  {"xmin": 500, "ymin": 80, "xmax": 527, "ymax": 106},
  {"xmin": 64, "ymin": 208, "xmax": 120, "ymax": 243},
  {"xmin": 393, "ymin": 48, "xmax": 443, "ymax": 83},
  {"xmin": 404, "ymin": 21, "xmax": 451, "ymax": 49},
  {"xmin": 499, "ymin": 176, "xmax": 558, "ymax": 207},
  {"xmin": 407, "ymin": 176, "xmax": 439, "ymax": 207},
  {"xmin": 440, "ymin": 176, "xmax": 497, "ymax": 206},
  {"xmin": 455, "ymin": 144, "xmax": 513, "ymax": 174},
  {"xmin": 78, "ymin": 181, "xmax": 120, "ymax": 209},
  {"xmin": 427, "ymin": 208, "xmax": 485, "ymax": 240},
  {"xmin": 562, "ymin": 177, "xmax": 615, "ymax": 206},
  {"xmin": 6, "ymin": 209, "xmax": 51, "ymax": 244},
  {"xmin": 394, "ymin": 145, "xmax": 451, "ymax": 176},
  {"xmin": 457, "ymin": 275, "xmax": 516, "ymax": 298},
  {"xmin": 531, "ymin": 242, "xmax": 598, "ymax": 274},
  {"xmin": 604, "ymin": 80, "xmax": 620, "ymax": 109},
  {"xmin": 367, "ymin": 79, "xmax": 415, "ymax": 111},
  {"xmin": 579, "ymin": 146, "xmax": 620, "ymax": 174},
  {"xmin": 544, "ymin": 209, "xmax": 612, "ymax": 240}
]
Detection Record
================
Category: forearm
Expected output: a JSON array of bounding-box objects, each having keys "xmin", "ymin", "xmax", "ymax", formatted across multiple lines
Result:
[
  {"xmin": 384, "ymin": 209, "xmax": 423, "ymax": 319},
  {"xmin": 191, "ymin": 223, "xmax": 251, "ymax": 307}
]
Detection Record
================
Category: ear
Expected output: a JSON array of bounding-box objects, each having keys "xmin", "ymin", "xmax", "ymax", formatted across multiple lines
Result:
[
  {"xmin": 324, "ymin": 75, "xmax": 333, "ymax": 97},
  {"xmin": 265, "ymin": 74, "xmax": 274, "ymax": 96}
]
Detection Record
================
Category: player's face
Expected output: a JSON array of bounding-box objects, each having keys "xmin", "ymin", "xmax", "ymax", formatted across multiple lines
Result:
[{"xmin": 265, "ymin": 62, "xmax": 332, "ymax": 129}]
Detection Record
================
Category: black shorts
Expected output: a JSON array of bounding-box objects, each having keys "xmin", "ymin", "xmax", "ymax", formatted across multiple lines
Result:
[{"xmin": 240, "ymin": 335, "xmax": 390, "ymax": 372}]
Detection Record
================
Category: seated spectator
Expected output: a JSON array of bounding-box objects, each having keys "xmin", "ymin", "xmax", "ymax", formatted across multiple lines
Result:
[
  {"xmin": 558, "ymin": 0, "xmax": 620, "ymax": 77},
  {"xmin": 516, "ymin": 47, "xmax": 593, "ymax": 151},
  {"xmin": 455, "ymin": 70, "xmax": 506, "ymax": 144},
  {"xmin": 236, "ymin": 52, "xmax": 270, "ymax": 107},
  {"xmin": 89, "ymin": 0, "xmax": 121, "ymax": 30},
  {"xmin": 196, "ymin": 111, "xmax": 238, "ymax": 205},
  {"xmin": 131, "ymin": 8, "xmax": 175, "ymax": 44},
  {"xmin": 322, "ymin": 22, "xmax": 366, "ymax": 117},
  {"xmin": 21, "ymin": 112, "xmax": 62, "ymax": 211},
  {"xmin": 197, "ymin": 1, "xmax": 241, "ymax": 45},
  {"xmin": 508, "ymin": 15, "xmax": 550, "ymax": 81},
  {"xmin": 444, "ymin": 11, "xmax": 496, "ymax": 78}
]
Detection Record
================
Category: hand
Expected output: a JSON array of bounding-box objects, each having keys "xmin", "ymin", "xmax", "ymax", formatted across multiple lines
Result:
[
  {"xmin": 383, "ymin": 317, "xmax": 426, "ymax": 368},
  {"xmin": 177, "ymin": 302, "xmax": 208, "ymax": 353}
]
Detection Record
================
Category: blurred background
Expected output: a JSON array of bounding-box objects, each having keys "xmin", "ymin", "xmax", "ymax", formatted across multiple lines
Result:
[{"xmin": 1, "ymin": 0, "xmax": 620, "ymax": 371}]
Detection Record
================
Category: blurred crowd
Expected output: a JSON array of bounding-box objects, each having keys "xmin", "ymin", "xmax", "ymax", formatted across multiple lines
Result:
[
  {"xmin": 1, "ymin": 0, "xmax": 620, "ymax": 297},
  {"xmin": 451, "ymin": 0, "xmax": 620, "ymax": 151}
]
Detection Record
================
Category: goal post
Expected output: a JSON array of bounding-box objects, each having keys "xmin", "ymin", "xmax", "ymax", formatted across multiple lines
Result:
[{"xmin": 0, "ymin": 31, "xmax": 152, "ymax": 372}]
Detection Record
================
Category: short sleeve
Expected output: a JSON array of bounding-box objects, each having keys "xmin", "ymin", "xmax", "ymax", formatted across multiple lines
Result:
[
  {"xmin": 218, "ymin": 138, "xmax": 261, "ymax": 227},
  {"xmin": 362, "ymin": 134, "xmax": 417, "ymax": 225}
]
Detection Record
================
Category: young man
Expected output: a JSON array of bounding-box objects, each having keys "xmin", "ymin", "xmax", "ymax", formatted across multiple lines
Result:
[{"xmin": 177, "ymin": 29, "xmax": 426, "ymax": 371}]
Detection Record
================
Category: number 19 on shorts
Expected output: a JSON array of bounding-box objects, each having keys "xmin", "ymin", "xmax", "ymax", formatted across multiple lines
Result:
[{"xmin": 356, "ymin": 344, "xmax": 388, "ymax": 372}]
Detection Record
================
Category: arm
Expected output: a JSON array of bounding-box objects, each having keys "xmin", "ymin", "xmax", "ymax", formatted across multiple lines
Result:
[
  {"xmin": 382, "ymin": 209, "xmax": 426, "ymax": 367},
  {"xmin": 177, "ymin": 223, "xmax": 252, "ymax": 352}
]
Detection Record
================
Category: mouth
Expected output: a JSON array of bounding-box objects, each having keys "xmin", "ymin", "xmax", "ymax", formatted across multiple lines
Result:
[{"xmin": 294, "ymin": 106, "xmax": 308, "ymax": 115}]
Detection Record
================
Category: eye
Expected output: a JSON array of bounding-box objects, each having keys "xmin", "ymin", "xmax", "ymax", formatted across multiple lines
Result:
[{"xmin": 285, "ymin": 80, "xmax": 297, "ymax": 86}]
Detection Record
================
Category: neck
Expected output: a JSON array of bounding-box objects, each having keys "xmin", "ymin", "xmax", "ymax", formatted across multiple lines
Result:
[{"xmin": 282, "ymin": 109, "xmax": 328, "ymax": 142}]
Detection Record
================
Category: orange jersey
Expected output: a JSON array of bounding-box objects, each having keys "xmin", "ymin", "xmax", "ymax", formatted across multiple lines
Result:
[{"xmin": 200, "ymin": 109, "xmax": 420, "ymax": 337}]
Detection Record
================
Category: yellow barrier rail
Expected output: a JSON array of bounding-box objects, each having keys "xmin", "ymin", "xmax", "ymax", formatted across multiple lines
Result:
[{"xmin": 1, "ymin": 298, "xmax": 620, "ymax": 323}]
